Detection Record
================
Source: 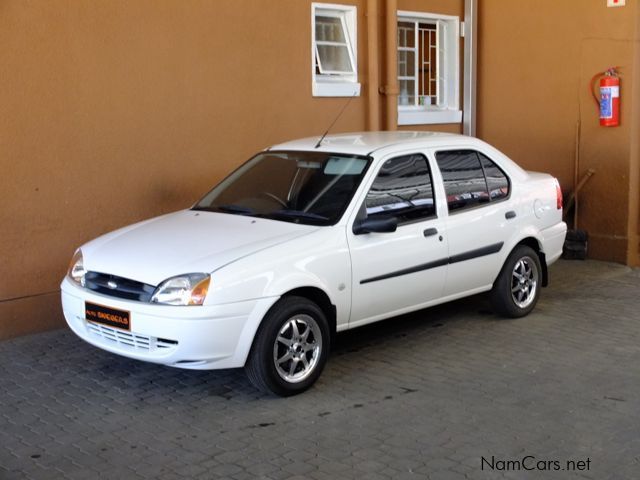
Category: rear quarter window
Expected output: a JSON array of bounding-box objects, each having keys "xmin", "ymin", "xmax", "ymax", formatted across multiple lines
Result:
[{"xmin": 479, "ymin": 153, "xmax": 509, "ymax": 201}]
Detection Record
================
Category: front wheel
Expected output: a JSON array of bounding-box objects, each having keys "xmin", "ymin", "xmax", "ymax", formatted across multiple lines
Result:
[
  {"xmin": 245, "ymin": 296, "xmax": 330, "ymax": 396},
  {"xmin": 490, "ymin": 245, "xmax": 542, "ymax": 318}
]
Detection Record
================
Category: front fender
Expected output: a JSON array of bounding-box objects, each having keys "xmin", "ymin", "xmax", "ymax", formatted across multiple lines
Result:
[{"xmin": 206, "ymin": 227, "xmax": 352, "ymax": 329}]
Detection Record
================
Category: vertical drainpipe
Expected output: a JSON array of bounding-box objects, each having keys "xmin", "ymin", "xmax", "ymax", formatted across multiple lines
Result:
[
  {"xmin": 383, "ymin": 0, "xmax": 398, "ymax": 131},
  {"xmin": 463, "ymin": 0, "xmax": 477, "ymax": 136},
  {"xmin": 367, "ymin": 0, "xmax": 381, "ymax": 131}
]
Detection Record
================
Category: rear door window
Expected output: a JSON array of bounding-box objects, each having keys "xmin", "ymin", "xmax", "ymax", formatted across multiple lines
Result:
[{"xmin": 435, "ymin": 150, "xmax": 510, "ymax": 213}]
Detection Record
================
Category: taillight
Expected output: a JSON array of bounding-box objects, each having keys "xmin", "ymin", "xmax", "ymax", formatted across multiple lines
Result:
[{"xmin": 556, "ymin": 181, "xmax": 563, "ymax": 210}]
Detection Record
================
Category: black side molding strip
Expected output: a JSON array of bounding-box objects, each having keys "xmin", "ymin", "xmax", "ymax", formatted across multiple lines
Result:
[
  {"xmin": 360, "ymin": 258, "xmax": 449, "ymax": 285},
  {"xmin": 448, "ymin": 242, "xmax": 504, "ymax": 265},
  {"xmin": 360, "ymin": 241, "xmax": 504, "ymax": 285}
]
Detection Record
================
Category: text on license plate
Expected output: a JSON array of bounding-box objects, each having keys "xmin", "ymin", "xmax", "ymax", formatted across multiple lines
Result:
[{"xmin": 85, "ymin": 302, "xmax": 130, "ymax": 331}]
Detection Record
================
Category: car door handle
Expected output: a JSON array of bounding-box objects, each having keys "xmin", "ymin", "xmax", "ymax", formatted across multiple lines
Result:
[
  {"xmin": 423, "ymin": 228, "xmax": 438, "ymax": 237},
  {"xmin": 505, "ymin": 211, "xmax": 517, "ymax": 220}
]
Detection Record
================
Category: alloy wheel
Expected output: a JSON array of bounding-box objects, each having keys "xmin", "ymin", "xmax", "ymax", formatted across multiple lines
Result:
[
  {"xmin": 272, "ymin": 314, "xmax": 322, "ymax": 383},
  {"xmin": 510, "ymin": 255, "xmax": 539, "ymax": 309}
]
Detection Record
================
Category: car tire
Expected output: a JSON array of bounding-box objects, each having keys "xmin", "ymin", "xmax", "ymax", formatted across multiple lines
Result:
[
  {"xmin": 490, "ymin": 245, "xmax": 542, "ymax": 318},
  {"xmin": 245, "ymin": 296, "xmax": 330, "ymax": 397}
]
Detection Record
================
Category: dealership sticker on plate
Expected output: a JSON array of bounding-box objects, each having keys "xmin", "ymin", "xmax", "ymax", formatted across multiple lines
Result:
[{"xmin": 85, "ymin": 302, "xmax": 131, "ymax": 331}]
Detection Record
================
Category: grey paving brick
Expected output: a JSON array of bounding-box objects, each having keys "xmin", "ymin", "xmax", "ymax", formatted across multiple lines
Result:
[{"xmin": 0, "ymin": 261, "xmax": 638, "ymax": 480}]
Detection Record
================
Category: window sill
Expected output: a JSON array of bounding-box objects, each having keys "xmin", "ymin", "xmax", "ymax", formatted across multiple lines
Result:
[
  {"xmin": 313, "ymin": 81, "xmax": 361, "ymax": 97},
  {"xmin": 398, "ymin": 108, "xmax": 462, "ymax": 125}
]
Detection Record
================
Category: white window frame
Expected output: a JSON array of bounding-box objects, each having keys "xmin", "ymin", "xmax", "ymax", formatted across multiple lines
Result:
[
  {"xmin": 312, "ymin": 3, "xmax": 361, "ymax": 97},
  {"xmin": 397, "ymin": 11, "xmax": 461, "ymax": 125}
]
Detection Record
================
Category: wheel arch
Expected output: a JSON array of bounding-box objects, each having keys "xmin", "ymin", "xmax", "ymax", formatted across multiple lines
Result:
[
  {"xmin": 281, "ymin": 287, "xmax": 337, "ymax": 339},
  {"xmin": 243, "ymin": 285, "xmax": 338, "ymax": 368},
  {"xmin": 513, "ymin": 236, "xmax": 548, "ymax": 287},
  {"xmin": 244, "ymin": 287, "xmax": 336, "ymax": 395}
]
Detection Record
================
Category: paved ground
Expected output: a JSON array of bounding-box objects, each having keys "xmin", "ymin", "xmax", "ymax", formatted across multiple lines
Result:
[{"xmin": 1, "ymin": 260, "xmax": 639, "ymax": 480}]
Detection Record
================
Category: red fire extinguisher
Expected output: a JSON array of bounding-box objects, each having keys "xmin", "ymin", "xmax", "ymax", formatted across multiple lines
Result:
[{"xmin": 591, "ymin": 67, "xmax": 621, "ymax": 127}]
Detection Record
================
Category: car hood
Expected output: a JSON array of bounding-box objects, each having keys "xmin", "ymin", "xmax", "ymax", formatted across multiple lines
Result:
[{"xmin": 81, "ymin": 210, "xmax": 318, "ymax": 286}]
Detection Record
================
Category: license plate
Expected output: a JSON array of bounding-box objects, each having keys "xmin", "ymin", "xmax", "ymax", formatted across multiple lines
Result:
[{"xmin": 85, "ymin": 302, "xmax": 130, "ymax": 331}]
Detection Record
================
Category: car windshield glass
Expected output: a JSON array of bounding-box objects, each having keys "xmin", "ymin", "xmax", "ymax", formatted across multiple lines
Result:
[{"xmin": 192, "ymin": 151, "xmax": 371, "ymax": 226}]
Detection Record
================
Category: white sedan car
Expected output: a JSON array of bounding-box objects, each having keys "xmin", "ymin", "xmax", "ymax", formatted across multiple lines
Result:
[{"xmin": 61, "ymin": 132, "xmax": 567, "ymax": 396}]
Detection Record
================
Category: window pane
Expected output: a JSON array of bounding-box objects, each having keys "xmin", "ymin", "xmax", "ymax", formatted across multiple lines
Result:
[
  {"xmin": 479, "ymin": 153, "xmax": 510, "ymax": 201},
  {"xmin": 397, "ymin": 50, "xmax": 415, "ymax": 77},
  {"xmin": 398, "ymin": 22, "xmax": 414, "ymax": 48},
  {"xmin": 316, "ymin": 16, "xmax": 346, "ymax": 43},
  {"xmin": 436, "ymin": 22, "xmax": 446, "ymax": 106},
  {"xmin": 418, "ymin": 22, "xmax": 438, "ymax": 103},
  {"xmin": 399, "ymin": 79, "xmax": 415, "ymax": 106},
  {"xmin": 436, "ymin": 150, "xmax": 490, "ymax": 212},
  {"xmin": 398, "ymin": 19, "xmax": 442, "ymax": 108},
  {"xmin": 316, "ymin": 44, "xmax": 353, "ymax": 73},
  {"xmin": 366, "ymin": 154, "xmax": 435, "ymax": 222}
]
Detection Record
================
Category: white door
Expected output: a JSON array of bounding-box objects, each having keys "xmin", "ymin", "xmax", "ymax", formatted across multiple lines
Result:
[
  {"xmin": 347, "ymin": 153, "xmax": 449, "ymax": 328},
  {"xmin": 432, "ymin": 148, "xmax": 519, "ymax": 297}
]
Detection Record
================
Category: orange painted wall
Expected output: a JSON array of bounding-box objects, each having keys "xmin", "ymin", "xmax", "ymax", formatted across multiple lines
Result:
[
  {"xmin": 0, "ymin": 0, "xmax": 369, "ymax": 338},
  {"xmin": 0, "ymin": 0, "xmax": 463, "ymax": 338},
  {"xmin": 477, "ymin": 0, "xmax": 639, "ymax": 264},
  {"xmin": 630, "ymin": 2, "xmax": 640, "ymax": 267},
  {"xmin": 1, "ymin": 0, "xmax": 637, "ymax": 339}
]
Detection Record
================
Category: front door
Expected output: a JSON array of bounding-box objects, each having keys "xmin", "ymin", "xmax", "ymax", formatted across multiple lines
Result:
[{"xmin": 347, "ymin": 152, "xmax": 449, "ymax": 328}]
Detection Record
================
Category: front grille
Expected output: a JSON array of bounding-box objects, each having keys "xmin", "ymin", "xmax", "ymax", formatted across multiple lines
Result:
[
  {"xmin": 86, "ymin": 322, "xmax": 178, "ymax": 352},
  {"xmin": 84, "ymin": 271, "xmax": 155, "ymax": 302}
]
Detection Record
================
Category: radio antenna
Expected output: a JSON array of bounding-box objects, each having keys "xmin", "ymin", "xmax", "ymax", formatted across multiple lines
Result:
[{"xmin": 314, "ymin": 92, "xmax": 357, "ymax": 149}]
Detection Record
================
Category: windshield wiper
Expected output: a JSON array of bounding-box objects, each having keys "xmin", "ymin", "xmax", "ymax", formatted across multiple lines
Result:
[
  {"xmin": 266, "ymin": 209, "xmax": 328, "ymax": 222},
  {"xmin": 217, "ymin": 204, "xmax": 256, "ymax": 215},
  {"xmin": 193, "ymin": 204, "xmax": 256, "ymax": 216}
]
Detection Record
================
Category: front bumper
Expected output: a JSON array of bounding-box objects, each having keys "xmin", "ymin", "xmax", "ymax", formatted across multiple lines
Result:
[{"xmin": 60, "ymin": 277, "xmax": 278, "ymax": 369}]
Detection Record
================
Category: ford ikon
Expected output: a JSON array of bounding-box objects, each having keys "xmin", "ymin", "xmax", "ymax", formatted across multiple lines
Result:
[{"xmin": 61, "ymin": 132, "xmax": 567, "ymax": 396}]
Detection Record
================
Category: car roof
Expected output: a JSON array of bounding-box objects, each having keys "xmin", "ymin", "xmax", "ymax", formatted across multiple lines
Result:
[{"xmin": 268, "ymin": 131, "xmax": 470, "ymax": 156}]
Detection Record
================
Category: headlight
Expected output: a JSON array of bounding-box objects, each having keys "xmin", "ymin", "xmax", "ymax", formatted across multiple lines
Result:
[
  {"xmin": 68, "ymin": 250, "xmax": 86, "ymax": 286},
  {"xmin": 151, "ymin": 273, "xmax": 211, "ymax": 306}
]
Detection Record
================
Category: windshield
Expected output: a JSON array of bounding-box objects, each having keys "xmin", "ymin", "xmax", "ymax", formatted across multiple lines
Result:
[{"xmin": 193, "ymin": 151, "xmax": 371, "ymax": 226}]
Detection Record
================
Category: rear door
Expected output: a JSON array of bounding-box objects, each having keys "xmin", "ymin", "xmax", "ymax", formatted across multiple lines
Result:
[
  {"xmin": 347, "ymin": 152, "xmax": 449, "ymax": 327},
  {"xmin": 431, "ymin": 148, "xmax": 518, "ymax": 297}
]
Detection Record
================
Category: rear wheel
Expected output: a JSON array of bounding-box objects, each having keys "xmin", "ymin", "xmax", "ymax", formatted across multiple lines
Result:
[
  {"xmin": 490, "ymin": 245, "xmax": 542, "ymax": 318},
  {"xmin": 245, "ymin": 296, "xmax": 330, "ymax": 396}
]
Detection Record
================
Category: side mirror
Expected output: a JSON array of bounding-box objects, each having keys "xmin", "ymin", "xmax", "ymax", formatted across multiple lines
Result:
[{"xmin": 353, "ymin": 216, "xmax": 398, "ymax": 235}]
